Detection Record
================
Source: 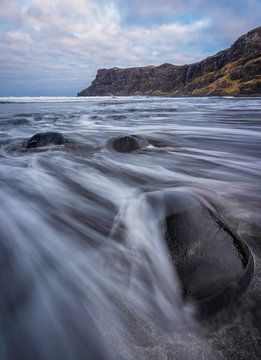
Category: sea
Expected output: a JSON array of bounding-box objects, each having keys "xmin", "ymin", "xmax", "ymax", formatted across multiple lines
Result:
[{"xmin": 0, "ymin": 96, "xmax": 261, "ymax": 359}]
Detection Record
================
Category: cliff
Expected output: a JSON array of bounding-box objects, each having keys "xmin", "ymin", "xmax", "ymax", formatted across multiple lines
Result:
[{"xmin": 78, "ymin": 26, "xmax": 261, "ymax": 97}]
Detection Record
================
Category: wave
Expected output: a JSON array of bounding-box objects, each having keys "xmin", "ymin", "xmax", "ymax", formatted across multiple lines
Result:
[{"xmin": 0, "ymin": 96, "xmax": 120, "ymax": 104}]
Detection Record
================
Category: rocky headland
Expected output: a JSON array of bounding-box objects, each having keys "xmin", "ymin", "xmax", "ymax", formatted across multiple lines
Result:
[{"xmin": 78, "ymin": 26, "xmax": 261, "ymax": 97}]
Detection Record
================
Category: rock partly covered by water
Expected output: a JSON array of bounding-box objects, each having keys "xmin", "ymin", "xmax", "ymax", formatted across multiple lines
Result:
[
  {"xmin": 110, "ymin": 135, "xmax": 149, "ymax": 153},
  {"xmin": 164, "ymin": 191, "xmax": 253, "ymax": 316},
  {"xmin": 78, "ymin": 26, "xmax": 261, "ymax": 97},
  {"xmin": 25, "ymin": 132, "xmax": 67, "ymax": 148}
]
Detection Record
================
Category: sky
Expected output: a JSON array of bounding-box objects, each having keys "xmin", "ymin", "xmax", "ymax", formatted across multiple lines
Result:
[{"xmin": 0, "ymin": 0, "xmax": 260, "ymax": 96}]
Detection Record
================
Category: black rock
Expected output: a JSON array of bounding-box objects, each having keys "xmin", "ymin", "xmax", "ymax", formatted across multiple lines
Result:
[
  {"xmin": 164, "ymin": 191, "xmax": 253, "ymax": 316},
  {"xmin": 25, "ymin": 132, "xmax": 67, "ymax": 148},
  {"xmin": 110, "ymin": 188, "xmax": 253, "ymax": 317},
  {"xmin": 111, "ymin": 135, "xmax": 149, "ymax": 153}
]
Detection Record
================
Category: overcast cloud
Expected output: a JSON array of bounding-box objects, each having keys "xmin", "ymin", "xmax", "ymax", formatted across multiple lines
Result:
[{"xmin": 0, "ymin": 0, "xmax": 260, "ymax": 96}]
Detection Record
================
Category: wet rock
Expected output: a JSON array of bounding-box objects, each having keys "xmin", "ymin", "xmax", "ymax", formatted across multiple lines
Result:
[
  {"xmin": 25, "ymin": 132, "xmax": 67, "ymax": 148},
  {"xmin": 111, "ymin": 135, "xmax": 149, "ymax": 153},
  {"xmin": 164, "ymin": 191, "xmax": 253, "ymax": 316},
  {"xmin": 109, "ymin": 189, "xmax": 253, "ymax": 317}
]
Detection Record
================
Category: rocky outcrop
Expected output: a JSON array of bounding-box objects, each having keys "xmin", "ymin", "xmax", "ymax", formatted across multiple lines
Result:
[
  {"xmin": 25, "ymin": 132, "xmax": 67, "ymax": 148},
  {"xmin": 109, "ymin": 135, "xmax": 149, "ymax": 153},
  {"xmin": 78, "ymin": 26, "xmax": 261, "ymax": 97}
]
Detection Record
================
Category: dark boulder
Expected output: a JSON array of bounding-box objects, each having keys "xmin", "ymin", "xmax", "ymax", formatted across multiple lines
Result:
[
  {"xmin": 164, "ymin": 191, "xmax": 253, "ymax": 316},
  {"xmin": 25, "ymin": 132, "xmax": 67, "ymax": 148},
  {"xmin": 109, "ymin": 189, "xmax": 253, "ymax": 317},
  {"xmin": 111, "ymin": 135, "xmax": 149, "ymax": 153}
]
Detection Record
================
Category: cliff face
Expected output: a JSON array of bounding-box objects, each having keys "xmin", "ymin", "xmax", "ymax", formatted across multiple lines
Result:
[{"xmin": 78, "ymin": 27, "xmax": 261, "ymax": 96}]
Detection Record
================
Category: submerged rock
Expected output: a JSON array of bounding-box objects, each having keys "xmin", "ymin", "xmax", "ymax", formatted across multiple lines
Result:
[
  {"xmin": 25, "ymin": 132, "xmax": 67, "ymax": 148},
  {"xmin": 111, "ymin": 135, "xmax": 149, "ymax": 153},
  {"xmin": 164, "ymin": 191, "xmax": 253, "ymax": 316}
]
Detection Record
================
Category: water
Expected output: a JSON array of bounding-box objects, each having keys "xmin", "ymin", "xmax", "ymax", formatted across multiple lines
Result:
[{"xmin": 0, "ymin": 96, "xmax": 260, "ymax": 359}]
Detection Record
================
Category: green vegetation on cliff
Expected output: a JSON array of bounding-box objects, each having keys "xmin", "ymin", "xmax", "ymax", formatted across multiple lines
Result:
[{"xmin": 78, "ymin": 27, "xmax": 261, "ymax": 97}]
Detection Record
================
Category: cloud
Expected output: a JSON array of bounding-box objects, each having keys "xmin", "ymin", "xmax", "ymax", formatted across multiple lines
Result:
[{"xmin": 0, "ymin": 0, "xmax": 260, "ymax": 96}]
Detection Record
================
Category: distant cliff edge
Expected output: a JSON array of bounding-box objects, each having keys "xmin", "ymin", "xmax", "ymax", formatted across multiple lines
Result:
[{"xmin": 78, "ymin": 26, "xmax": 261, "ymax": 97}]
